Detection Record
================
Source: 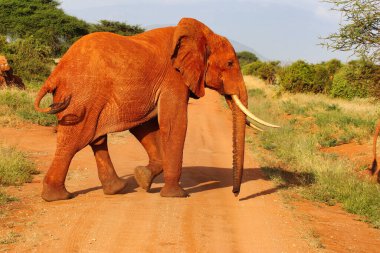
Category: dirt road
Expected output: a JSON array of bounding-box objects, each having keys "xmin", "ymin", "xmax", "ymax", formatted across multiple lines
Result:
[{"xmin": 0, "ymin": 90, "xmax": 313, "ymax": 252}]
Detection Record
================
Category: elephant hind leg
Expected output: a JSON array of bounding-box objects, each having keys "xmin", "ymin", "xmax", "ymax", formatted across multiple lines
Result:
[
  {"xmin": 42, "ymin": 144, "xmax": 77, "ymax": 202},
  {"xmin": 90, "ymin": 135, "xmax": 127, "ymax": 194},
  {"xmin": 130, "ymin": 118, "xmax": 163, "ymax": 191}
]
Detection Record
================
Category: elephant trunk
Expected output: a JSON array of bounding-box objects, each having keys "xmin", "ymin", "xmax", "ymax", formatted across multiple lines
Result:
[
  {"xmin": 232, "ymin": 100, "xmax": 246, "ymax": 196},
  {"xmin": 227, "ymin": 84, "xmax": 248, "ymax": 196}
]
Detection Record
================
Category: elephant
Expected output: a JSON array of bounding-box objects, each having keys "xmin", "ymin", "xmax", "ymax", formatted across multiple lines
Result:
[
  {"xmin": 34, "ymin": 18, "xmax": 278, "ymax": 202},
  {"xmin": 0, "ymin": 55, "xmax": 11, "ymax": 87},
  {"xmin": 0, "ymin": 55, "xmax": 25, "ymax": 89},
  {"xmin": 371, "ymin": 121, "xmax": 380, "ymax": 182}
]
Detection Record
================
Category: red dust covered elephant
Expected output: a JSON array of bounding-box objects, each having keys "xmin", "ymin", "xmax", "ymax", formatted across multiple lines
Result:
[
  {"xmin": 371, "ymin": 121, "xmax": 380, "ymax": 182},
  {"xmin": 0, "ymin": 55, "xmax": 25, "ymax": 89},
  {"xmin": 34, "ymin": 18, "xmax": 279, "ymax": 202}
]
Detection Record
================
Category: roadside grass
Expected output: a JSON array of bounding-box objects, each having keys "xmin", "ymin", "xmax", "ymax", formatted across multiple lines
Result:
[
  {"xmin": 0, "ymin": 85, "xmax": 55, "ymax": 126},
  {"xmin": 0, "ymin": 144, "xmax": 38, "ymax": 186},
  {"xmin": 0, "ymin": 144, "xmax": 37, "ymax": 207},
  {"xmin": 245, "ymin": 76, "xmax": 380, "ymax": 228}
]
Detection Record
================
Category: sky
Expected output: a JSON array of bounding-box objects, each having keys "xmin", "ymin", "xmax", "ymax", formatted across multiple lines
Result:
[{"xmin": 59, "ymin": 0, "xmax": 355, "ymax": 63}]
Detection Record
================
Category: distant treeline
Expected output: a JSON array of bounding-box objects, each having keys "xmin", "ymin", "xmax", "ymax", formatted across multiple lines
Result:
[
  {"xmin": 238, "ymin": 51, "xmax": 380, "ymax": 100},
  {"xmin": 0, "ymin": 0, "xmax": 144, "ymax": 82}
]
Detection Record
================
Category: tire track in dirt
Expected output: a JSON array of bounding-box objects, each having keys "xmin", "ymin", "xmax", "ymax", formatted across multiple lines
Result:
[{"xmin": 0, "ymin": 90, "xmax": 312, "ymax": 252}]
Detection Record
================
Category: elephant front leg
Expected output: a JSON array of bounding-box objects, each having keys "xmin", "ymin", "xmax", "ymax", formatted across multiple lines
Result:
[
  {"xmin": 158, "ymin": 90, "xmax": 189, "ymax": 198},
  {"xmin": 90, "ymin": 135, "xmax": 128, "ymax": 194},
  {"xmin": 130, "ymin": 118, "xmax": 163, "ymax": 191}
]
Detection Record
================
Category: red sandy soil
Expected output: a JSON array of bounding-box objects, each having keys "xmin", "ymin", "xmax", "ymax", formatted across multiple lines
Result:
[
  {"xmin": 0, "ymin": 90, "xmax": 379, "ymax": 252},
  {"xmin": 321, "ymin": 142, "xmax": 375, "ymax": 178}
]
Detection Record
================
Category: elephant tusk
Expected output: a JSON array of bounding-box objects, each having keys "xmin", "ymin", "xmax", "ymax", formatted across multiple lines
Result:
[
  {"xmin": 246, "ymin": 119, "xmax": 264, "ymax": 132},
  {"xmin": 232, "ymin": 95, "xmax": 280, "ymax": 128}
]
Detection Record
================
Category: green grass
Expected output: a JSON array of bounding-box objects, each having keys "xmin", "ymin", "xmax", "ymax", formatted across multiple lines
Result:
[
  {"xmin": 244, "ymin": 76, "xmax": 380, "ymax": 228},
  {"xmin": 0, "ymin": 191, "xmax": 17, "ymax": 206},
  {"xmin": 0, "ymin": 87, "xmax": 56, "ymax": 126},
  {"xmin": 0, "ymin": 144, "xmax": 38, "ymax": 186}
]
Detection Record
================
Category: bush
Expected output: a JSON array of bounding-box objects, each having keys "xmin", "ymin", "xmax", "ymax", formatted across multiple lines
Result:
[
  {"xmin": 278, "ymin": 59, "xmax": 347, "ymax": 95},
  {"xmin": 312, "ymin": 64, "xmax": 331, "ymax": 93},
  {"xmin": 243, "ymin": 61, "xmax": 280, "ymax": 84},
  {"xmin": 242, "ymin": 61, "xmax": 262, "ymax": 75},
  {"xmin": 278, "ymin": 60, "xmax": 316, "ymax": 93},
  {"xmin": 330, "ymin": 60, "xmax": 380, "ymax": 99},
  {"xmin": 237, "ymin": 51, "xmax": 258, "ymax": 66},
  {"xmin": 0, "ymin": 36, "xmax": 53, "ymax": 82}
]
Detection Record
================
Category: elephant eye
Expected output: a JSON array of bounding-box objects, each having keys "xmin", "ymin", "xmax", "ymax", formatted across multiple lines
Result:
[{"xmin": 227, "ymin": 60, "xmax": 234, "ymax": 68}]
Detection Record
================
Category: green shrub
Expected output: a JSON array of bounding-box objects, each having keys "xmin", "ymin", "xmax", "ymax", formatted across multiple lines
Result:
[
  {"xmin": 330, "ymin": 60, "xmax": 379, "ymax": 99},
  {"xmin": 237, "ymin": 51, "xmax": 258, "ymax": 66},
  {"xmin": 324, "ymin": 59, "xmax": 343, "ymax": 77},
  {"xmin": 312, "ymin": 64, "xmax": 331, "ymax": 93},
  {"xmin": 278, "ymin": 60, "xmax": 316, "ymax": 93},
  {"xmin": 0, "ymin": 144, "xmax": 38, "ymax": 186},
  {"xmin": 1, "ymin": 36, "xmax": 53, "ymax": 82},
  {"xmin": 242, "ymin": 61, "xmax": 262, "ymax": 75},
  {"xmin": 243, "ymin": 61, "xmax": 280, "ymax": 84}
]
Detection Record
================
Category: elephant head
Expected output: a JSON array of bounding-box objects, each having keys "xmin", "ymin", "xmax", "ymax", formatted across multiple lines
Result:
[
  {"xmin": 171, "ymin": 18, "xmax": 279, "ymax": 195},
  {"xmin": 0, "ymin": 55, "xmax": 11, "ymax": 75}
]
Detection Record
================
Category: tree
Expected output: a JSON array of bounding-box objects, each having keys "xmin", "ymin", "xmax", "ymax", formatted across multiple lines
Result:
[
  {"xmin": 237, "ymin": 51, "xmax": 258, "ymax": 66},
  {"xmin": 0, "ymin": 0, "xmax": 89, "ymax": 56},
  {"xmin": 90, "ymin": 20, "xmax": 145, "ymax": 36},
  {"xmin": 322, "ymin": 0, "xmax": 380, "ymax": 63},
  {"xmin": 0, "ymin": 0, "xmax": 144, "ymax": 56}
]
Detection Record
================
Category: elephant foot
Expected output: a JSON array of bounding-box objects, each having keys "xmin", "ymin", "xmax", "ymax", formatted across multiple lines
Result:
[
  {"xmin": 134, "ymin": 166, "xmax": 155, "ymax": 191},
  {"xmin": 42, "ymin": 183, "xmax": 73, "ymax": 202},
  {"xmin": 102, "ymin": 178, "xmax": 128, "ymax": 195},
  {"xmin": 160, "ymin": 184, "xmax": 189, "ymax": 198}
]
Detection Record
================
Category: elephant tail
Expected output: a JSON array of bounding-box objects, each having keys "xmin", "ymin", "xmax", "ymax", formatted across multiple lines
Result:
[
  {"xmin": 34, "ymin": 83, "xmax": 71, "ymax": 114},
  {"xmin": 371, "ymin": 120, "xmax": 380, "ymax": 174}
]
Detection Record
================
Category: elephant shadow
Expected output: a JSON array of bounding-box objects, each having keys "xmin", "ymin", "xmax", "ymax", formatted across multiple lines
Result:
[
  {"xmin": 149, "ymin": 166, "xmax": 274, "ymax": 199},
  {"xmin": 72, "ymin": 174, "xmax": 138, "ymax": 196},
  {"xmin": 73, "ymin": 166, "xmax": 314, "ymax": 201}
]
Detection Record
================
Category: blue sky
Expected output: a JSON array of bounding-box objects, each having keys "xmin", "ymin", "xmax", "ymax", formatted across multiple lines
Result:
[{"xmin": 60, "ymin": 0, "xmax": 354, "ymax": 63}]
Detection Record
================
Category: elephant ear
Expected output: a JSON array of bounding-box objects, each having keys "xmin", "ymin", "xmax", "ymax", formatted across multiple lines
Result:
[{"xmin": 171, "ymin": 18, "xmax": 209, "ymax": 98}]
